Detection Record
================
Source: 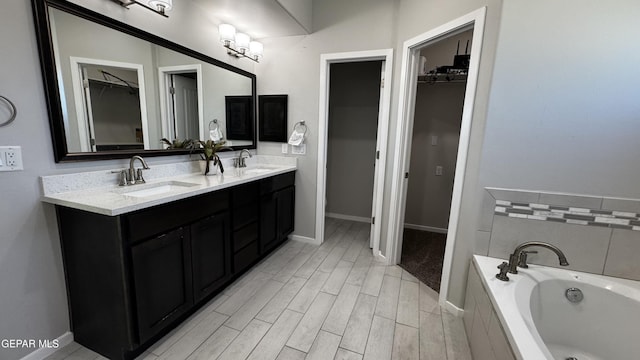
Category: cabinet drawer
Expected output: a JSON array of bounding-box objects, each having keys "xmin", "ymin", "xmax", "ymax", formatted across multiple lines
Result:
[
  {"xmin": 233, "ymin": 222, "xmax": 258, "ymax": 252},
  {"xmin": 232, "ymin": 202, "xmax": 259, "ymax": 230},
  {"xmin": 234, "ymin": 241, "xmax": 259, "ymax": 273},
  {"xmin": 126, "ymin": 190, "xmax": 229, "ymax": 242},
  {"xmin": 232, "ymin": 182, "xmax": 259, "ymax": 207},
  {"xmin": 260, "ymin": 171, "xmax": 295, "ymax": 195}
]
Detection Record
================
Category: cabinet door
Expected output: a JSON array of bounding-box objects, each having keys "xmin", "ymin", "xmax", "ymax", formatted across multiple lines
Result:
[
  {"xmin": 191, "ymin": 212, "xmax": 231, "ymax": 302},
  {"xmin": 260, "ymin": 192, "xmax": 278, "ymax": 253},
  {"xmin": 277, "ymin": 186, "xmax": 295, "ymax": 240},
  {"xmin": 131, "ymin": 227, "xmax": 193, "ymax": 343}
]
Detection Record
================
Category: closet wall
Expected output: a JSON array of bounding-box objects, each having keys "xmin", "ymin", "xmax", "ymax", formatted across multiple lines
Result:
[{"xmin": 404, "ymin": 30, "xmax": 472, "ymax": 231}]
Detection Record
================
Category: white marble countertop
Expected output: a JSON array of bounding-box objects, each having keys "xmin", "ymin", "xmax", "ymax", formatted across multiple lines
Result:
[{"xmin": 41, "ymin": 156, "xmax": 296, "ymax": 216}]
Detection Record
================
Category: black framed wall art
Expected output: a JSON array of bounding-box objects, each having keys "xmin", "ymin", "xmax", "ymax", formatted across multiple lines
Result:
[{"xmin": 259, "ymin": 95, "xmax": 288, "ymax": 142}]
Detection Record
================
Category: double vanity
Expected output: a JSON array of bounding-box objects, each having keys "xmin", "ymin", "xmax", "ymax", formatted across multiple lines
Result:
[{"xmin": 41, "ymin": 156, "xmax": 296, "ymax": 359}]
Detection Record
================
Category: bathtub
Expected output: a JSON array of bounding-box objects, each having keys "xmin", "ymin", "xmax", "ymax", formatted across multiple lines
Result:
[{"xmin": 473, "ymin": 255, "xmax": 640, "ymax": 360}]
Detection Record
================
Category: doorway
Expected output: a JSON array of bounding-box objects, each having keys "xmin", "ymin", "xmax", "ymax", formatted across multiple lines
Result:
[
  {"xmin": 325, "ymin": 61, "xmax": 382, "ymax": 242},
  {"xmin": 316, "ymin": 50, "xmax": 393, "ymax": 253},
  {"xmin": 400, "ymin": 30, "xmax": 472, "ymax": 292},
  {"xmin": 387, "ymin": 8, "xmax": 486, "ymax": 311},
  {"xmin": 158, "ymin": 65, "xmax": 204, "ymax": 142}
]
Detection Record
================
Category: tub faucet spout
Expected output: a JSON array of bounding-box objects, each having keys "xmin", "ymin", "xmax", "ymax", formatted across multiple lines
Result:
[{"xmin": 507, "ymin": 242, "xmax": 569, "ymax": 274}]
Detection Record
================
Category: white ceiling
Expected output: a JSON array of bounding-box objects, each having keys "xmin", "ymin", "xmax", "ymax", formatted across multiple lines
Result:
[{"xmin": 190, "ymin": 0, "xmax": 311, "ymax": 39}]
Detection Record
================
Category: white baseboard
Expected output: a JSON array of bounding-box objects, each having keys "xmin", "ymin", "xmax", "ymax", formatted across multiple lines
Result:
[
  {"xmin": 326, "ymin": 212, "xmax": 370, "ymax": 223},
  {"xmin": 374, "ymin": 250, "xmax": 387, "ymax": 264},
  {"xmin": 20, "ymin": 332, "xmax": 74, "ymax": 360},
  {"xmin": 404, "ymin": 223, "xmax": 448, "ymax": 234},
  {"xmin": 290, "ymin": 234, "xmax": 320, "ymax": 246},
  {"xmin": 443, "ymin": 301, "xmax": 464, "ymax": 317}
]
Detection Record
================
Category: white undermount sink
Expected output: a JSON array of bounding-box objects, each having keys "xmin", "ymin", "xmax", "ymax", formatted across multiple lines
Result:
[
  {"xmin": 242, "ymin": 167, "xmax": 273, "ymax": 175},
  {"xmin": 116, "ymin": 181, "xmax": 199, "ymax": 198}
]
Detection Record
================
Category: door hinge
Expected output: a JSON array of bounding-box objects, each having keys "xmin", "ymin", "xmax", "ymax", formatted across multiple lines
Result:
[
  {"xmin": 381, "ymin": 79, "xmax": 385, "ymax": 88},
  {"xmin": 169, "ymin": 86, "xmax": 176, "ymax": 95},
  {"xmin": 90, "ymin": 138, "xmax": 96, "ymax": 146},
  {"xmin": 82, "ymin": 79, "xmax": 89, "ymax": 89},
  {"xmin": 376, "ymin": 150, "xmax": 380, "ymax": 160},
  {"xmin": 372, "ymin": 217, "xmax": 375, "ymax": 225},
  {"xmin": 404, "ymin": 172, "xmax": 409, "ymax": 179}
]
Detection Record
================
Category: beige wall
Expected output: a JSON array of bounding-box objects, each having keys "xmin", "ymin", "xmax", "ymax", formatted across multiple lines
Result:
[{"xmin": 326, "ymin": 61, "xmax": 381, "ymax": 219}]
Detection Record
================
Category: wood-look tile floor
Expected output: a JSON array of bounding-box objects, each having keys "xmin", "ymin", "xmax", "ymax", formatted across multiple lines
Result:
[{"xmin": 46, "ymin": 219, "xmax": 471, "ymax": 360}]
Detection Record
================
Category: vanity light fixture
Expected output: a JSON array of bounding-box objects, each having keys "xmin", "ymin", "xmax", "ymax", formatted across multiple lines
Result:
[
  {"xmin": 112, "ymin": 0, "xmax": 173, "ymax": 18},
  {"xmin": 218, "ymin": 23, "xmax": 263, "ymax": 63}
]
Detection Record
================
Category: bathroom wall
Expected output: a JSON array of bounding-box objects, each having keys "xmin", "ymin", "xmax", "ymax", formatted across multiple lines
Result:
[
  {"xmin": 256, "ymin": 0, "xmax": 399, "ymax": 241},
  {"xmin": 325, "ymin": 61, "xmax": 381, "ymax": 221},
  {"xmin": 466, "ymin": 0, "xmax": 640, "ymax": 296},
  {"xmin": 404, "ymin": 31, "xmax": 472, "ymax": 231},
  {"xmin": 0, "ymin": 0, "xmax": 254, "ymax": 359}
]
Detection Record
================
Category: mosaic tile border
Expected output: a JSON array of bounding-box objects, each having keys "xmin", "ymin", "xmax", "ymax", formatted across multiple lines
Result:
[{"xmin": 494, "ymin": 200, "xmax": 640, "ymax": 231}]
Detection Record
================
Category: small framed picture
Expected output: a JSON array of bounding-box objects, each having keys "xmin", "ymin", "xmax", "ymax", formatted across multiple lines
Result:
[{"xmin": 259, "ymin": 95, "xmax": 288, "ymax": 142}]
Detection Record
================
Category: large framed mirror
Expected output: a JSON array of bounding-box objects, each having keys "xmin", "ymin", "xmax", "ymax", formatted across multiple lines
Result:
[{"xmin": 32, "ymin": 0, "xmax": 257, "ymax": 162}]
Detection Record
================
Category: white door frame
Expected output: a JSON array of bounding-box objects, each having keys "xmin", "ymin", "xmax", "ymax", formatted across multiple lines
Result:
[
  {"xmin": 69, "ymin": 57, "xmax": 149, "ymax": 151},
  {"xmin": 386, "ymin": 8, "xmax": 486, "ymax": 309},
  {"xmin": 157, "ymin": 64, "xmax": 204, "ymax": 141},
  {"xmin": 316, "ymin": 49, "xmax": 393, "ymax": 255}
]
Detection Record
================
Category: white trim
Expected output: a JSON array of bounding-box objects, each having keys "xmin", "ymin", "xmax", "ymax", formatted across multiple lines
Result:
[
  {"xmin": 19, "ymin": 332, "xmax": 73, "ymax": 360},
  {"xmin": 157, "ymin": 65, "xmax": 204, "ymax": 142},
  {"xmin": 326, "ymin": 212, "xmax": 371, "ymax": 223},
  {"xmin": 374, "ymin": 250, "xmax": 386, "ymax": 263},
  {"xmin": 386, "ymin": 8, "xmax": 487, "ymax": 308},
  {"xmin": 316, "ymin": 49, "xmax": 394, "ymax": 255},
  {"xmin": 403, "ymin": 223, "xmax": 448, "ymax": 234},
  {"xmin": 289, "ymin": 234, "xmax": 320, "ymax": 245},
  {"xmin": 444, "ymin": 301, "xmax": 465, "ymax": 317},
  {"xmin": 69, "ymin": 57, "xmax": 149, "ymax": 151}
]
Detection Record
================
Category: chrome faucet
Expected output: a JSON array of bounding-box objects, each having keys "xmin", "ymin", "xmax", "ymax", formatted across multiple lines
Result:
[
  {"xmin": 234, "ymin": 149, "xmax": 252, "ymax": 168},
  {"xmin": 129, "ymin": 155, "xmax": 150, "ymax": 185},
  {"xmin": 496, "ymin": 241, "xmax": 569, "ymax": 281}
]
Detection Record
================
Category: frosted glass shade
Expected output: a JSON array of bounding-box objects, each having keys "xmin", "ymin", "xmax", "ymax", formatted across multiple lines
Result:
[
  {"xmin": 249, "ymin": 41, "xmax": 263, "ymax": 59},
  {"xmin": 219, "ymin": 24, "xmax": 236, "ymax": 44},
  {"xmin": 235, "ymin": 33, "xmax": 250, "ymax": 51},
  {"xmin": 148, "ymin": 0, "xmax": 172, "ymax": 12}
]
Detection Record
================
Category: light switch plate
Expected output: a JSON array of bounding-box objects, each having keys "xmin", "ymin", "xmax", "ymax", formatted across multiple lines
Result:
[
  {"xmin": 282, "ymin": 143, "xmax": 288, "ymax": 154},
  {"xmin": 0, "ymin": 146, "xmax": 24, "ymax": 171}
]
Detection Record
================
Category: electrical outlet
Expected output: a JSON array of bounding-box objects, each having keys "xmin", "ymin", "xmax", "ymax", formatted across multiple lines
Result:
[
  {"xmin": 291, "ymin": 144, "xmax": 306, "ymax": 155},
  {"xmin": 281, "ymin": 143, "xmax": 288, "ymax": 154},
  {"xmin": 431, "ymin": 135, "xmax": 438, "ymax": 146},
  {"xmin": 435, "ymin": 165, "xmax": 443, "ymax": 176},
  {"xmin": 0, "ymin": 146, "xmax": 23, "ymax": 171}
]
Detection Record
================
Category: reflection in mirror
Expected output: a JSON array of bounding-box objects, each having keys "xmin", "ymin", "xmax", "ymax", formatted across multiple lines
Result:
[{"xmin": 35, "ymin": 0, "xmax": 256, "ymax": 161}]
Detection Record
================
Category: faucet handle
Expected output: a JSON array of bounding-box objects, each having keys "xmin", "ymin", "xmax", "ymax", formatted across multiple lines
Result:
[
  {"xmin": 496, "ymin": 262, "xmax": 510, "ymax": 281},
  {"xmin": 518, "ymin": 250, "xmax": 538, "ymax": 268},
  {"xmin": 135, "ymin": 168, "xmax": 147, "ymax": 184},
  {"xmin": 111, "ymin": 169, "xmax": 128, "ymax": 186}
]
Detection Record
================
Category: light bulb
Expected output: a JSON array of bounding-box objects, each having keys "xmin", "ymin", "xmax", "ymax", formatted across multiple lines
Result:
[
  {"xmin": 249, "ymin": 41, "xmax": 263, "ymax": 60},
  {"xmin": 218, "ymin": 24, "xmax": 236, "ymax": 45}
]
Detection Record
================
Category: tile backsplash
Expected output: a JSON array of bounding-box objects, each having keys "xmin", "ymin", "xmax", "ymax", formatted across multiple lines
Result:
[{"xmin": 476, "ymin": 187, "xmax": 640, "ymax": 281}]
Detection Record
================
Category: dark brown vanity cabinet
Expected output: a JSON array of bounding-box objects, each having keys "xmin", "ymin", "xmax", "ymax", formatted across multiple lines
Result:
[
  {"xmin": 55, "ymin": 171, "xmax": 295, "ymax": 360},
  {"xmin": 260, "ymin": 172, "xmax": 296, "ymax": 253}
]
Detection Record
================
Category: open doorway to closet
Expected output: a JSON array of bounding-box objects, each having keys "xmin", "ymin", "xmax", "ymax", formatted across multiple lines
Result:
[
  {"xmin": 400, "ymin": 30, "xmax": 473, "ymax": 292},
  {"xmin": 324, "ymin": 61, "xmax": 382, "ymax": 244},
  {"xmin": 316, "ymin": 50, "xmax": 393, "ymax": 253}
]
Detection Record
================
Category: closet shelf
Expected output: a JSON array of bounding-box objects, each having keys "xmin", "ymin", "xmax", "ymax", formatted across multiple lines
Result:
[{"xmin": 418, "ymin": 72, "xmax": 468, "ymax": 84}]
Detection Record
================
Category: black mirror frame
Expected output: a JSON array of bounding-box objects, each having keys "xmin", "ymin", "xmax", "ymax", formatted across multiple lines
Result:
[{"xmin": 32, "ymin": 0, "xmax": 257, "ymax": 162}]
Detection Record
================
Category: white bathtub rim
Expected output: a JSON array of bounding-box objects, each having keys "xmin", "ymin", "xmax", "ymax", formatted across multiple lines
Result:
[{"xmin": 472, "ymin": 255, "xmax": 640, "ymax": 360}]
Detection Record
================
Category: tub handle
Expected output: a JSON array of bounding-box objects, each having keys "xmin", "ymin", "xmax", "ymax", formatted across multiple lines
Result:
[{"xmin": 496, "ymin": 262, "xmax": 510, "ymax": 281}]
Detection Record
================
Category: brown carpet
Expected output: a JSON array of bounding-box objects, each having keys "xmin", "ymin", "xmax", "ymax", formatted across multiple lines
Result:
[{"xmin": 399, "ymin": 228, "xmax": 446, "ymax": 292}]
